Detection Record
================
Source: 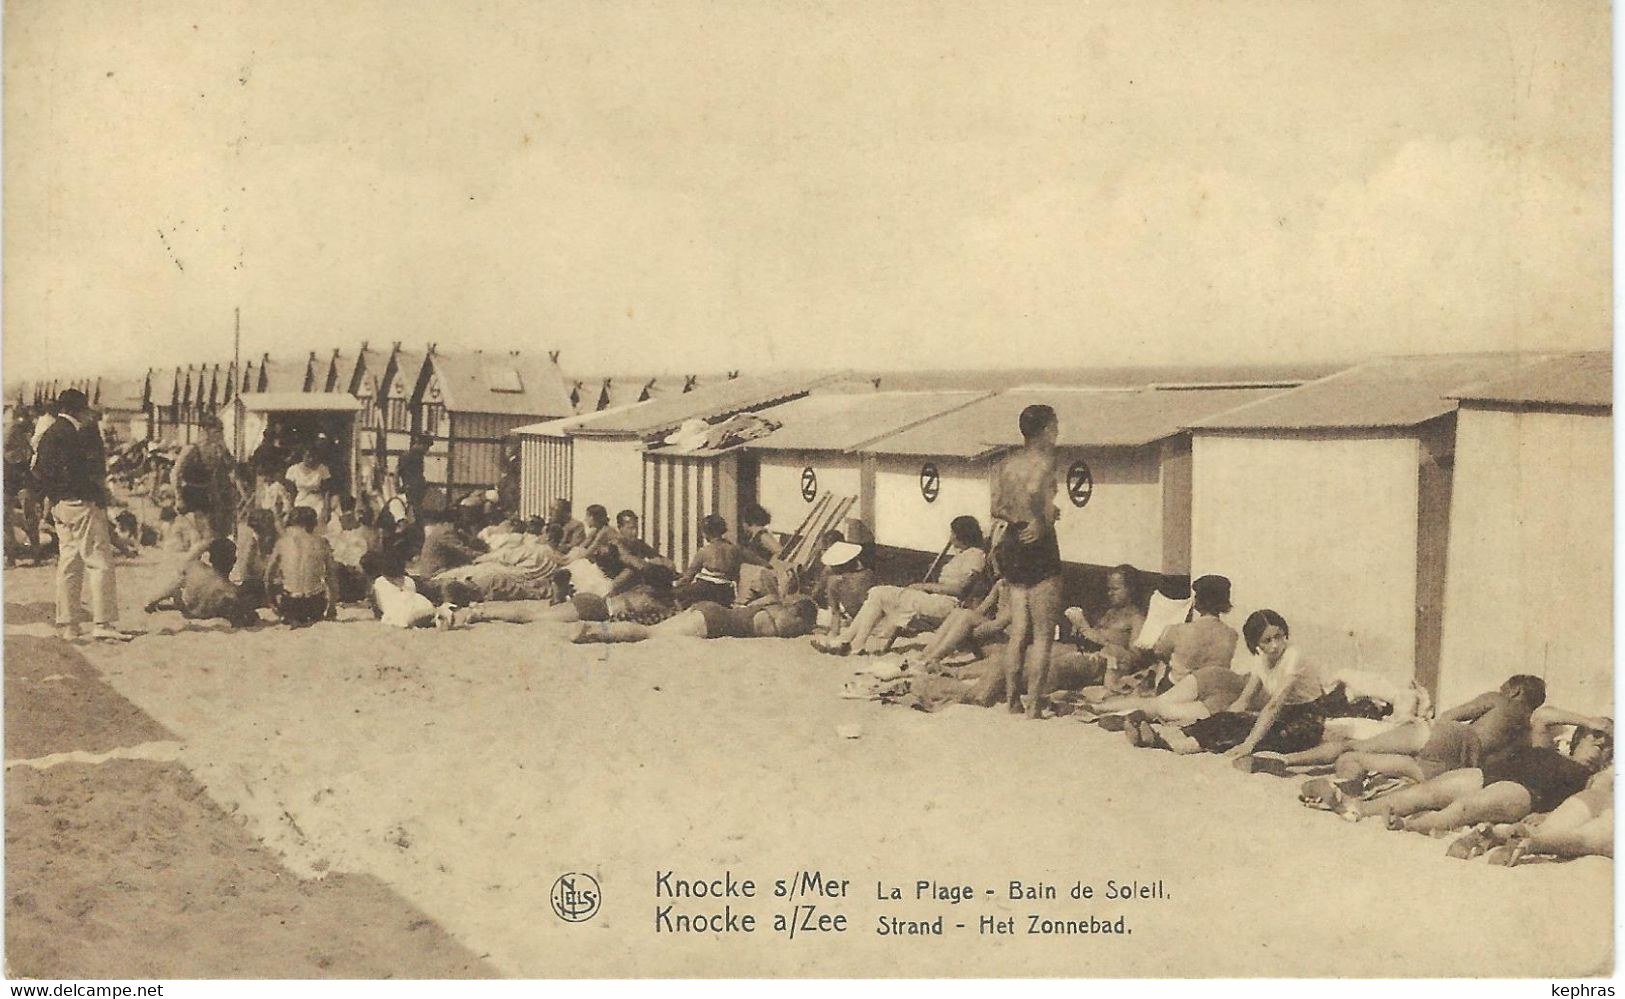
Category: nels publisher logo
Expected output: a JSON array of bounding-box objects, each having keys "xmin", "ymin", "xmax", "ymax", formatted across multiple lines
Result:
[{"xmin": 551, "ymin": 872, "xmax": 601, "ymax": 923}]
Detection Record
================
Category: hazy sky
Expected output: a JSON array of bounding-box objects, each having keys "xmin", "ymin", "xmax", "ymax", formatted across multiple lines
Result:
[{"xmin": 3, "ymin": 0, "xmax": 1611, "ymax": 383}]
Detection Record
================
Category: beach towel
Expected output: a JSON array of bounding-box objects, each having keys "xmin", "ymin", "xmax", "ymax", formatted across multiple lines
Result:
[
  {"xmin": 1134, "ymin": 592, "xmax": 1191, "ymax": 650},
  {"xmin": 568, "ymin": 557, "xmax": 615, "ymax": 598},
  {"xmin": 1330, "ymin": 667, "xmax": 1430, "ymax": 721}
]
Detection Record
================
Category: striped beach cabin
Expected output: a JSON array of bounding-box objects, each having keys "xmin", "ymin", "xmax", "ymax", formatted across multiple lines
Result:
[{"xmin": 407, "ymin": 348, "xmax": 575, "ymax": 507}]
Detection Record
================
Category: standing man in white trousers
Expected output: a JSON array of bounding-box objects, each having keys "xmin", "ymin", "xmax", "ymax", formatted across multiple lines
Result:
[{"xmin": 32, "ymin": 388, "xmax": 133, "ymax": 642}]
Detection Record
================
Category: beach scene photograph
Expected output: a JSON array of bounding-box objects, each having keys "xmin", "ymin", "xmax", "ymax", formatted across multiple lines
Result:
[{"xmin": 0, "ymin": 0, "xmax": 1614, "ymax": 982}]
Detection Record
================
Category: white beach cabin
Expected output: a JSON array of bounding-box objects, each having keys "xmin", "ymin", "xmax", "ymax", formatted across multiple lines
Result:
[
  {"xmin": 1436, "ymin": 352, "xmax": 1613, "ymax": 715},
  {"xmin": 1186, "ymin": 353, "xmax": 1543, "ymax": 692},
  {"xmin": 856, "ymin": 385, "xmax": 1284, "ymax": 574}
]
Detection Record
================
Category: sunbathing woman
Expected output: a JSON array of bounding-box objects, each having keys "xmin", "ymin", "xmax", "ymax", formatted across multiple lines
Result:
[
  {"xmin": 1319, "ymin": 726, "xmax": 1611, "ymax": 858},
  {"xmin": 1069, "ymin": 565, "xmax": 1147, "ymax": 663},
  {"xmin": 1299, "ymin": 704, "xmax": 1611, "ymax": 815},
  {"xmin": 1495, "ymin": 761, "xmax": 1613, "ymax": 866},
  {"xmin": 1125, "ymin": 610, "xmax": 1326, "ymax": 756},
  {"xmin": 906, "ymin": 576, "xmax": 1010, "ymax": 671},
  {"xmin": 811, "ymin": 516, "xmax": 986, "ymax": 656},
  {"xmin": 570, "ymin": 594, "xmax": 818, "ymax": 644},
  {"xmin": 1082, "ymin": 666, "xmax": 1246, "ymax": 727},
  {"xmin": 671, "ymin": 515, "xmax": 744, "ymax": 607},
  {"xmin": 367, "ymin": 551, "xmax": 545, "ymax": 629}
]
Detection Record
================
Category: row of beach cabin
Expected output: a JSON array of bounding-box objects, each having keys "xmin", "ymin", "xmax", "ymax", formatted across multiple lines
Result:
[
  {"xmin": 509, "ymin": 351, "xmax": 1610, "ymax": 717},
  {"xmin": 8, "ymin": 350, "xmax": 1610, "ymax": 715},
  {"xmin": 8, "ymin": 345, "xmax": 727, "ymax": 510}
]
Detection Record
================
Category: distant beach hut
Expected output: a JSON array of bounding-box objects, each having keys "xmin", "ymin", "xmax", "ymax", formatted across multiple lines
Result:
[
  {"xmin": 342, "ymin": 342, "xmax": 386, "ymax": 486},
  {"xmin": 568, "ymin": 372, "xmax": 713, "ymax": 412},
  {"xmin": 512, "ymin": 404, "xmax": 645, "ymax": 520},
  {"xmin": 230, "ymin": 392, "xmax": 364, "ymax": 495},
  {"xmin": 374, "ymin": 343, "xmax": 427, "ymax": 480},
  {"xmin": 95, "ymin": 376, "xmax": 149, "ymax": 444},
  {"xmin": 249, "ymin": 351, "xmax": 322, "ymax": 394},
  {"xmin": 514, "ymin": 372, "xmax": 839, "ymax": 530},
  {"xmin": 1437, "ymin": 352, "xmax": 1612, "ymax": 714},
  {"xmin": 1187, "ymin": 353, "xmax": 1542, "ymax": 691},
  {"xmin": 322, "ymin": 348, "xmax": 349, "ymax": 393},
  {"xmin": 407, "ymin": 347, "xmax": 575, "ymax": 507},
  {"xmin": 146, "ymin": 367, "xmax": 182, "ymax": 442}
]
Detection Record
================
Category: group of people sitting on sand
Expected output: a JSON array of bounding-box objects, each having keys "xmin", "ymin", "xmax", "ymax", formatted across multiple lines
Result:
[
  {"xmin": 127, "ymin": 422, "xmax": 825, "ymax": 637},
  {"xmin": 41, "ymin": 399, "xmax": 1612, "ymax": 868}
]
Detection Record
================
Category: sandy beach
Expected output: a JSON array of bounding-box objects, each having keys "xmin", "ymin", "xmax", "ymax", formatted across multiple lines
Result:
[{"xmin": 3, "ymin": 553, "xmax": 1612, "ymax": 978}]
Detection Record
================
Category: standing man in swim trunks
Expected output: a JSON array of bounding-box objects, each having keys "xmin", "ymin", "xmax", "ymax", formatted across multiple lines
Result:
[{"xmin": 991, "ymin": 404, "xmax": 1064, "ymax": 719}]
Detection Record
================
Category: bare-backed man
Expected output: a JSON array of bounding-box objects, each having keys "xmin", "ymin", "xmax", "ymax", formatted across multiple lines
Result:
[{"xmin": 991, "ymin": 404, "xmax": 1064, "ymax": 718}]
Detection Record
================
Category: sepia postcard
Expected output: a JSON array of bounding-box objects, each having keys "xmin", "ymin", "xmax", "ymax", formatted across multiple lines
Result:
[{"xmin": 0, "ymin": 0, "xmax": 1613, "ymax": 984}]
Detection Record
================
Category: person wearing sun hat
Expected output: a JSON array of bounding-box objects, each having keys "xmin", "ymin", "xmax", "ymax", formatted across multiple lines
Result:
[{"xmin": 812, "ymin": 533, "xmax": 876, "ymax": 636}]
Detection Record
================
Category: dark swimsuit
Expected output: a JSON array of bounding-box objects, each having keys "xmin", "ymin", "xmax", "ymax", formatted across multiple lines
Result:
[
  {"xmin": 995, "ymin": 522, "xmax": 1063, "ymax": 586},
  {"xmin": 693, "ymin": 601, "xmax": 758, "ymax": 638}
]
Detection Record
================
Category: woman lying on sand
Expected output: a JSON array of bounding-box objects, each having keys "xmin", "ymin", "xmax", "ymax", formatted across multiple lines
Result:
[
  {"xmin": 569, "ymin": 594, "xmax": 818, "ymax": 644},
  {"xmin": 430, "ymin": 522, "xmax": 573, "ymax": 604},
  {"xmin": 1312, "ymin": 725, "xmax": 1612, "ymax": 864},
  {"xmin": 1299, "ymin": 708, "xmax": 1612, "ymax": 814},
  {"xmin": 367, "ymin": 551, "xmax": 541, "ymax": 629},
  {"xmin": 1080, "ymin": 666, "xmax": 1247, "ymax": 726},
  {"xmin": 1123, "ymin": 610, "xmax": 1327, "ymax": 757},
  {"xmin": 1492, "ymin": 765, "xmax": 1614, "ymax": 866}
]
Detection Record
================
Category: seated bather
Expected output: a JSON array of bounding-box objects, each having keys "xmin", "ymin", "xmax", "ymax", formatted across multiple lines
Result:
[
  {"xmin": 1124, "ymin": 610, "xmax": 1327, "ymax": 757},
  {"xmin": 430, "ymin": 521, "xmax": 571, "ymax": 604},
  {"xmin": 1147, "ymin": 574, "xmax": 1239, "ymax": 690},
  {"xmin": 543, "ymin": 516, "xmax": 678, "ymax": 624},
  {"xmin": 143, "ymin": 537, "xmax": 261, "ymax": 629},
  {"xmin": 671, "ymin": 514, "xmax": 744, "ymax": 608},
  {"xmin": 955, "ymin": 565, "xmax": 1152, "ymax": 709},
  {"xmin": 810, "ymin": 534, "xmax": 879, "ymax": 637},
  {"xmin": 1051, "ymin": 564, "xmax": 1150, "ymax": 691},
  {"xmin": 570, "ymin": 593, "xmax": 818, "ymax": 644},
  {"xmin": 811, "ymin": 515, "xmax": 987, "ymax": 656},
  {"xmin": 908, "ymin": 576, "xmax": 1010, "ymax": 671}
]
